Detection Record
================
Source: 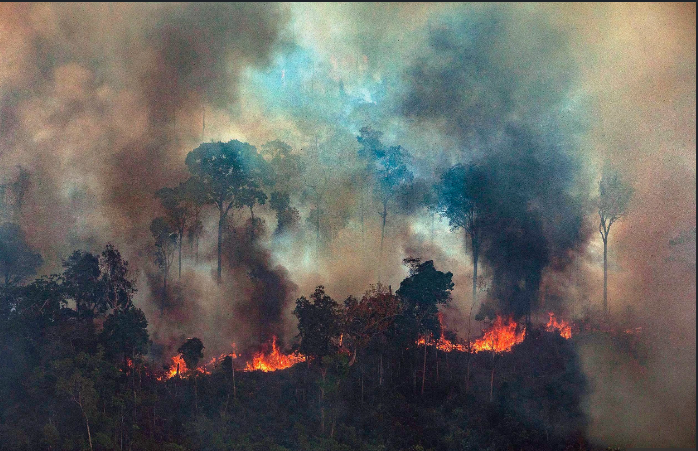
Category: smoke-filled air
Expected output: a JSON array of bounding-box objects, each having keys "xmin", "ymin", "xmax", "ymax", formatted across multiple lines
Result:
[{"xmin": 0, "ymin": 3, "xmax": 694, "ymax": 450}]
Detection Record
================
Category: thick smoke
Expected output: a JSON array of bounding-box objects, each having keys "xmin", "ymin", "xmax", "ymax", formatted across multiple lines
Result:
[
  {"xmin": 0, "ymin": 3, "xmax": 289, "ymax": 266},
  {"xmin": 0, "ymin": 4, "xmax": 694, "ymax": 446},
  {"xmin": 401, "ymin": 6, "xmax": 590, "ymax": 318}
]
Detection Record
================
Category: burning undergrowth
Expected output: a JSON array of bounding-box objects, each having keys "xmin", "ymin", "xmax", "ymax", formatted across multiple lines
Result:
[{"xmin": 146, "ymin": 218, "xmax": 300, "ymax": 368}]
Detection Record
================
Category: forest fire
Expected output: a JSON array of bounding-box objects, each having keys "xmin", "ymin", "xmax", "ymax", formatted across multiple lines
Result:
[
  {"xmin": 471, "ymin": 316, "xmax": 527, "ymax": 353},
  {"xmin": 546, "ymin": 312, "xmax": 572, "ymax": 339},
  {"xmin": 417, "ymin": 313, "xmax": 468, "ymax": 352},
  {"xmin": 161, "ymin": 337, "xmax": 305, "ymax": 379},
  {"xmin": 165, "ymin": 354, "xmax": 187, "ymax": 379},
  {"xmin": 243, "ymin": 336, "xmax": 306, "ymax": 372}
]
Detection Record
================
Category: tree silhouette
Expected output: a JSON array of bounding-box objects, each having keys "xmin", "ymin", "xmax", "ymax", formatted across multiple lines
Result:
[
  {"xmin": 150, "ymin": 217, "xmax": 177, "ymax": 308},
  {"xmin": 156, "ymin": 178, "xmax": 207, "ymax": 279},
  {"xmin": 0, "ymin": 223, "xmax": 42, "ymax": 287},
  {"xmin": 62, "ymin": 250, "xmax": 104, "ymax": 317},
  {"xmin": 598, "ymin": 169, "xmax": 633, "ymax": 316},
  {"xmin": 185, "ymin": 140, "xmax": 264, "ymax": 282},
  {"xmin": 396, "ymin": 258, "xmax": 453, "ymax": 395},
  {"xmin": 436, "ymin": 163, "xmax": 487, "ymax": 310},
  {"xmin": 177, "ymin": 337, "xmax": 205, "ymax": 372},
  {"xmin": 357, "ymin": 128, "xmax": 413, "ymax": 263},
  {"xmin": 293, "ymin": 286, "xmax": 342, "ymax": 365}
]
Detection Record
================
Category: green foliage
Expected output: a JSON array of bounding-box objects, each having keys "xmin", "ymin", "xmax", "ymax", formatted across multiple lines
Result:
[
  {"xmin": 396, "ymin": 258, "xmax": 454, "ymax": 340},
  {"xmin": 178, "ymin": 337, "xmax": 205, "ymax": 371},
  {"xmin": 436, "ymin": 163, "xmax": 487, "ymax": 233},
  {"xmin": 0, "ymin": 241, "xmax": 601, "ymax": 451},
  {"xmin": 100, "ymin": 306, "xmax": 149, "ymax": 363},
  {"xmin": 0, "ymin": 222, "xmax": 43, "ymax": 287},
  {"xmin": 185, "ymin": 140, "xmax": 266, "ymax": 212},
  {"xmin": 293, "ymin": 286, "xmax": 342, "ymax": 364}
]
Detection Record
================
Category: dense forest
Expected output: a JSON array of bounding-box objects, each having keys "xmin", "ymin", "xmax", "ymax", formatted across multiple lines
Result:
[{"xmin": 0, "ymin": 134, "xmax": 649, "ymax": 451}]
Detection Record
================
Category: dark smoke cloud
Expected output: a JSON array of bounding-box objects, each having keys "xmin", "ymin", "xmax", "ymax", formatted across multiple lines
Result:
[
  {"xmin": 0, "ymin": 3, "xmax": 289, "ymax": 267},
  {"xmin": 400, "ymin": 6, "xmax": 590, "ymax": 318}
]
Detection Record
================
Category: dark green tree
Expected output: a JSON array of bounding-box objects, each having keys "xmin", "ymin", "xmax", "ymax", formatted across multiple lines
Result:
[
  {"xmin": 0, "ymin": 222, "xmax": 43, "ymax": 287},
  {"xmin": 177, "ymin": 337, "xmax": 205, "ymax": 372},
  {"xmin": 293, "ymin": 286, "xmax": 342, "ymax": 365},
  {"xmin": 436, "ymin": 163, "xmax": 487, "ymax": 308},
  {"xmin": 100, "ymin": 307, "xmax": 149, "ymax": 366},
  {"xmin": 150, "ymin": 217, "xmax": 177, "ymax": 305},
  {"xmin": 99, "ymin": 244, "xmax": 136, "ymax": 311},
  {"xmin": 269, "ymin": 191, "xmax": 300, "ymax": 234},
  {"xmin": 396, "ymin": 258, "xmax": 454, "ymax": 395},
  {"xmin": 185, "ymin": 140, "xmax": 265, "ymax": 282},
  {"xmin": 62, "ymin": 250, "xmax": 104, "ymax": 318}
]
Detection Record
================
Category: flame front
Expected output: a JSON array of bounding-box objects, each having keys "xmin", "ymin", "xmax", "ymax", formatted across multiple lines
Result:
[
  {"xmin": 546, "ymin": 312, "xmax": 572, "ymax": 339},
  {"xmin": 244, "ymin": 336, "xmax": 306, "ymax": 372},
  {"xmin": 471, "ymin": 316, "xmax": 526, "ymax": 353},
  {"xmin": 417, "ymin": 313, "xmax": 468, "ymax": 352},
  {"xmin": 166, "ymin": 354, "xmax": 187, "ymax": 379}
]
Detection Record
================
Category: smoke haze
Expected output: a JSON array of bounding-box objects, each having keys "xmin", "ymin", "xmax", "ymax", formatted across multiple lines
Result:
[{"xmin": 0, "ymin": 3, "xmax": 694, "ymax": 447}]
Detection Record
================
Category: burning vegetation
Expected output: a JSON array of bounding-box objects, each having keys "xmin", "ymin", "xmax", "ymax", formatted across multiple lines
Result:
[{"xmin": 0, "ymin": 3, "xmax": 692, "ymax": 450}]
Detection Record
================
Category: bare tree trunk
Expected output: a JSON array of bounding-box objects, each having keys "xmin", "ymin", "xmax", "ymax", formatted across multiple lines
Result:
[
  {"xmin": 178, "ymin": 232, "xmax": 182, "ymax": 279},
  {"xmin": 162, "ymin": 273, "xmax": 167, "ymax": 312},
  {"xmin": 603, "ymin": 237, "xmax": 608, "ymax": 317},
  {"xmin": 217, "ymin": 209, "xmax": 224, "ymax": 284},
  {"xmin": 421, "ymin": 338, "xmax": 427, "ymax": 396},
  {"xmin": 76, "ymin": 399, "xmax": 93, "ymax": 451},
  {"xmin": 472, "ymin": 237, "xmax": 479, "ymax": 307},
  {"xmin": 380, "ymin": 201, "xmax": 387, "ymax": 259},
  {"xmin": 489, "ymin": 353, "xmax": 496, "ymax": 402},
  {"xmin": 249, "ymin": 205, "xmax": 255, "ymax": 240}
]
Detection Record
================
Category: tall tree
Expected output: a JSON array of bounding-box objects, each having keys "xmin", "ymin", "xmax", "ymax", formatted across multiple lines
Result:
[
  {"xmin": 598, "ymin": 169, "xmax": 633, "ymax": 316},
  {"xmin": 62, "ymin": 250, "xmax": 104, "ymax": 318},
  {"xmin": 177, "ymin": 337, "xmax": 205, "ymax": 372},
  {"xmin": 436, "ymin": 163, "xmax": 487, "ymax": 309},
  {"xmin": 182, "ymin": 177, "xmax": 208, "ymax": 265},
  {"xmin": 100, "ymin": 244, "xmax": 136, "ymax": 312},
  {"xmin": 293, "ymin": 286, "xmax": 342, "ymax": 365},
  {"xmin": 150, "ymin": 217, "xmax": 177, "ymax": 308},
  {"xmin": 396, "ymin": 258, "xmax": 454, "ymax": 395},
  {"xmin": 185, "ymin": 140, "xmax": 262, "ymax": 282},
  {"xmin": 156, "ymin": 178, "xmax": 207, "ymax": 279},
  {"xmin": 261, "ymin": 140, "xmax": 303, "ymax": 235},
  {"xmin": 0, "ymin": 223, "xmax": 43, "ymax": 287},
  {"xmin": 357, "ymin": 127, "xmax": 413, "ymax": 264},
  {"xmin": 100, "ymin": 307, "xmax": 149, "ymax": 367}
]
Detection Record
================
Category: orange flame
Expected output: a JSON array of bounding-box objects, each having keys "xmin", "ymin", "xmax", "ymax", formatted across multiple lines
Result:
[
  {"xmin": 546, "ymin": 312, "xmax": 572, "ymax": 339},
  {"xmin": 165, "ymin": 354, "xmax": 187, "ymax": 379},
  {"xmin": 471, "ymin": 316, "xmax": 526, "ymax": 353},
  {"xmin": 244, "ymin": 336, "xmax": 306, "ymax": 372},
  {"xmin": 416, "ymin": 313, "xmax": 468, "ymax": 352}
]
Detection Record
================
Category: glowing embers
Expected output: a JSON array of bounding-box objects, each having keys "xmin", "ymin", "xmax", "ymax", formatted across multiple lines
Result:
[
  {"xmin": 161, "ymin": 337, "xmax": 304, "ymax": 380},
  {"xmin": 546, "ymin": 312, "xmax": 572, "ymax": 339},
  {"xmin": 471, "ymin": 316, "xmax": 526, "ymax": 353},
  {"xmin": 243, "ymin": 336, "xmax": 306, "ymax": 372},
  {"xmin": 417, "ymin": 313, "xmax": 468, "ymax": 352}
]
